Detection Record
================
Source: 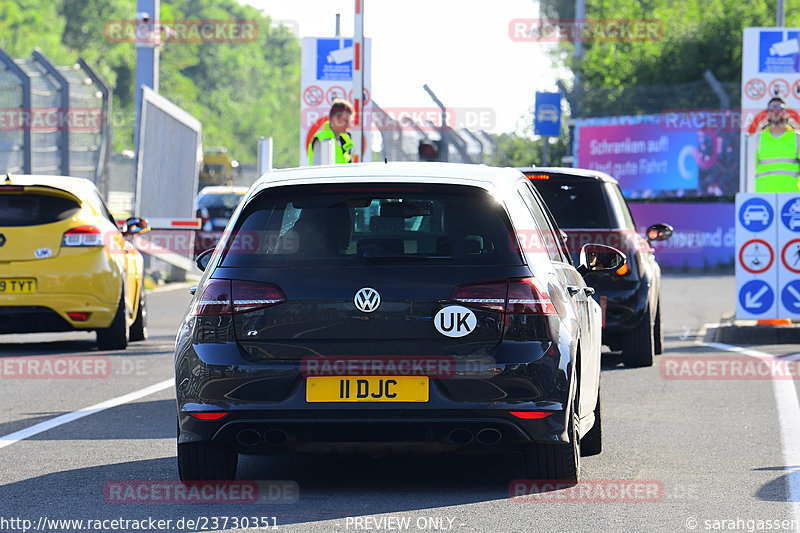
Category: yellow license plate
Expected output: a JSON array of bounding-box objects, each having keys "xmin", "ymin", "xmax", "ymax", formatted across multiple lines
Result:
[
  {"xmin": 306, "ymin": 376, "xmax": 429, "ymax": 403},
  {"xmin": 0, "ymin": 279, "xmax": 36, "ymax": 294}
]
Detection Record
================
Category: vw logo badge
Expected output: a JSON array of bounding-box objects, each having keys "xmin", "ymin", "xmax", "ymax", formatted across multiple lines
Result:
[
  {"xmin": 354, "ymin": 287, "xmax": 381, "ymax": 313},
  {"xmin": 0, "ymin": 234, "xmax": 4, "ymax": 247}
]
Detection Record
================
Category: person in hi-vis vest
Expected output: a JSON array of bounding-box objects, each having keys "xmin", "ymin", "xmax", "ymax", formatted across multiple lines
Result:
[
  {"xmin": 755, "ymin": 97, "xmax": 800, "ymax": 192},
  {"xmin": 308, "ymin": 99, "xmax": 354, "ymax": 165}
]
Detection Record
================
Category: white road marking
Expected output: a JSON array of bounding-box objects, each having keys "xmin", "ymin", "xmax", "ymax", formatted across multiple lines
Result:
[
  {"xmin": 704, "ymin": 339, "xmax": 800, "ymax": 517},
  {"xmin": 0, "ymin": 379, "xmax": 172, "ymax": 449}
]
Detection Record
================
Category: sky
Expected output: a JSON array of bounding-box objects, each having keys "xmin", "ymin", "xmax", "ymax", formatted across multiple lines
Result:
[{"xmin": 241, "ymin": 0, "xmax": 566, "ymax": 135}]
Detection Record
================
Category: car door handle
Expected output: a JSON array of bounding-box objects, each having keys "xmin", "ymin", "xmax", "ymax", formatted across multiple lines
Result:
[
  {"xmin": 566, "ymin": 285, "xmax": 581, "ymax": 297},
  {"xmin": 584, "ymin": 287, "xmax": 595, "ymax": 296}
]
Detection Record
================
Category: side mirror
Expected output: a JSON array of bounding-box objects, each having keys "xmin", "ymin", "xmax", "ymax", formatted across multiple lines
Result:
[
  {"xmin": 577, "ymin": 243, "xmax": 626, "ymax": 276},
  {"xmin": 196, "ymin": 248, "xmax": 213, "ymax": 271},
  {"xmin": 123, "ymin": 217, "xmax": 149, "ymax": 235},
  {"xmin": 646, "ymin": 223, "xmax": 673, "ymax": 243}
]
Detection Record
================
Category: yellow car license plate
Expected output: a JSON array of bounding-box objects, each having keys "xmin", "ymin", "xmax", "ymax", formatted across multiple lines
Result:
[
  {"xmin": 0, "ymin": 279, "xmax": 36, "ymax": 294},
  {"xmin": 306, "ymin": 376, "xmax": 429, "ymax": 403}
]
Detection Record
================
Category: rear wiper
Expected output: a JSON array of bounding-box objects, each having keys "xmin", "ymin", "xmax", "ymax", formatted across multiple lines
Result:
[{"xmin": 361, "ymin": 254, "xmax": 453, "ymax": 263}]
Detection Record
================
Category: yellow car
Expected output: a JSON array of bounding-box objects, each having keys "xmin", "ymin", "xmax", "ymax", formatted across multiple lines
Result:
[{"xmin": 0, "ymin": 174, "xmax": 149, "ymax": 350}]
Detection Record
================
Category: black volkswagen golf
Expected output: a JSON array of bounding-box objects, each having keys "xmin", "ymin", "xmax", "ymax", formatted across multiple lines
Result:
[{"xmin": 175, "ymin": 163, "xmax": 623, "ymax": 482}]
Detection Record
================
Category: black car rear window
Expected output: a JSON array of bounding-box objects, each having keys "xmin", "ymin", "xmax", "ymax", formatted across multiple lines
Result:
[
  {"xmin": 219, "ymin": 183, "xmax": 524, "ymax": 267},
  {"xmin": 529, "ymin": 178, "xmax": 613, "ymax": 229},
  {"xmin": 0, "ymin": 193, "xmax": 81, "ymax": 226},
  {"xmin": 196, "ymin": 192, "xmax": 244, "ymax": 210}
]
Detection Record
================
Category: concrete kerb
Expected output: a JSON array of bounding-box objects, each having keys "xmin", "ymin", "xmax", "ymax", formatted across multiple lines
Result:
[{"xmin": 702, "ymin": 314, "xmax": 800, "ymax": 345}]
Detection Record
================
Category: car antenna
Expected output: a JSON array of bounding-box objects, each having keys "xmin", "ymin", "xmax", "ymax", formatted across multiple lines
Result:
[
  {"xmin": 4, "ymin": 174, "xmax": 10, "ymax": 184},
  {"xmin": 384, "ymin": 158, "xmax": 388, "ymax": 164}
]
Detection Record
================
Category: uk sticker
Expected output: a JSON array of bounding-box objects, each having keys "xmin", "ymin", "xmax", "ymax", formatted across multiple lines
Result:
[
  {"xmin": 34, "ymin": 248, "xmax": 52, "ymax": 259},
  {"xmin": 434, "ymin": 306, "xmax": 477, "ymax": 338}
]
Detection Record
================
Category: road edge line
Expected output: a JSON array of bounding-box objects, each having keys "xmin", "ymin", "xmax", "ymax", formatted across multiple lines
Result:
[
  {"xmin": 703, "ymin": 339, "xmax": 800, "ymax": 516},
  {"xmin": 0, "ymin": 378, "xmax": 172, "ymax": 449}
]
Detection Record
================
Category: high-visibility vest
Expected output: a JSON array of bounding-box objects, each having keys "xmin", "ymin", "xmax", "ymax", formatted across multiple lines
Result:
[
  {"xmin": 756, "ymin": 126, "xmax": 800, "ymax": 192},
  {"xmin": 307, "ymin": 121, "xmax": 353, "ymax": 165}
]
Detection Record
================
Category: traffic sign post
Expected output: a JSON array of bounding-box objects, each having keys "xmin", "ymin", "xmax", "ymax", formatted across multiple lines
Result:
[
  {"xmin": 299, "ymin": 37, "xmax": 372, "ymax": 166},
  {"xmin": 736, "ymin": 193, "xmax": 779, "ymax": 318},
  {"xmin": 778, "ymin": 193, "xmax": 800, "ymax": 318},
  {"xmin": 534, "ymin": 92, "xmax": 561, "ymax": 166},
  {"xmin": 740, "ymin": 28, "xmax": 800, "ymax": 192}
]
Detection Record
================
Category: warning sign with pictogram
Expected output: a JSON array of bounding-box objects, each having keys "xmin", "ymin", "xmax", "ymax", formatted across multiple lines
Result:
[
  {"xmin": 325, "ymin": 86, "xmax": 347, "ymax": 106},
  {"xmin": 303, "ymin": 85, "xmax": 324, "ymax": 107},
  {"xmin": 781, "ymin": 239, "xmax": 800, "ymax": 273},
  {"xmin": 348, "ymin": 88, "xmax": 371, "ymax": 106},
  {"xmin": 769, "ymin": 78, "xmax": 790, "ymax": 99},
  {"xmin": 745, "ymin": 78, "xmax": 767, "ymax": 100},
  {"xmin": 739, "ymin": 238, "xmax": 774, "ymax": 274}
]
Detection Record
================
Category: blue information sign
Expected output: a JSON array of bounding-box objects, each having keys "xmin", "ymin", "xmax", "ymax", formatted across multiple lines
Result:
[
  {"xmin": 738, "ymin": 197, "xmax": 774, "ymax": 232},
  {"xmin": 738, "ymin": 280, "xmax": 775, "ymax": 315},
  {"xmin": 534, "ymin": 92, "xmax": 561, "ymax": 137}
]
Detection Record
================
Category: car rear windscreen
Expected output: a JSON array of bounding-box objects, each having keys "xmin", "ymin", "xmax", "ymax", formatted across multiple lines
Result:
[
  {"xmin": 197, "ymin": 192, "xmax": 244, "ymax": 210},
  {"xmin": 0, "ymin": 193, "xmax": 81, "ymax": 226},
  {"xmin": 219, "ymin": 183, "xmax": 523, "ymax": 267},
  {"xmin": 530, "ymin": 178, "xmax": 613, "ymax": 229}
]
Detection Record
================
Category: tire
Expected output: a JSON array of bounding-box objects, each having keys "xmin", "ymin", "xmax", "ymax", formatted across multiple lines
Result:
[
  {"xmin": 96, "ymin": 291, "xmax": 128, "ymax": 350},
  {"xmin": 580, "ymin": 387, "xmax": 602, "ymax": 456},
  {"xmin": 622, "ymin": 305, "xmax": 654, "ymax": 367},
  {"xmin": 129, "ymin": 282, "xmax": 147, "ymax": 342},
  {"xmin": 653, "ymin": 300, "xmax": 663, "ymax": 355},
  {"xmin": 524, "ymin": 403, "xmax": 580, "ymax": 483},
  {"xmin": 178, "ymin": 441, "xmax": 238, "ymax": 481}
]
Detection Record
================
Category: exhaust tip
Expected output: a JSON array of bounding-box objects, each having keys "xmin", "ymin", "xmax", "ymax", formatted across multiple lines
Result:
[
  {"xmin": 476, "ymin": 427, "xmax": 502, "ymax": 446},
  {"xmin": 447, "ymin": 428, "xmax": 474, "ymax": 446},
  {"xmin": 235, "ymin": 429, "xmax": 261, "ymax": 447},
  {"xmin": 263, "ymin": 428, "xmax": 289, "ymax": 446}
]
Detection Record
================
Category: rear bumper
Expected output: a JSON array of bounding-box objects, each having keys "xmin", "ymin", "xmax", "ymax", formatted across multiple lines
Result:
[
  {"xmin": 0, "ymin": 249, "xmax": 122, "ymax": 332},
  {"xmin": 0, "ymin": 295, "xmax": 118, "ymax": 333},
  {"xmin": 178, "ymin": 409, "xmax": 570, "ymax": 453},
  {"xmin": 175, "ymin": 336, "xmax": 574, "ymax": 451}
]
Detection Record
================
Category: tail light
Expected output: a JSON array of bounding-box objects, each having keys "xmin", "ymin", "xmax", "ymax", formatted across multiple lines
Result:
[
  {"xmin": 449, "ymin": 277, "xmax": 556, "ymax": 315},
  {"xmin": 194, "ymin": 279, "xmax": 286, "ymax": 316},
  {"xmin": 448, "ymin": 281, "xmax": 506, "ymax": 312},
  {"xmin": 232, "ymin": 281, "xmax": 286, "ymax": 313},
  {"xmin": 615, "ymin": 263, "xmax": 629, "ymax": 276},
  {"xmin": 194, "ymin": 280, "xmax": 232, "ymax": 316},
  {"xmin": 188, "ymin": 412, "xmax": 229, "ymax": 420},
  {"xmin": 509, "ymin": 411, "xmax": 554, "ymax": 419},
  {"xmin": 507, "ymin": 278, "xmax": 557, "ymax": 315},
  {"xmin": 62, "ymin": 225, "xmax": 104, "ymax": 247}
]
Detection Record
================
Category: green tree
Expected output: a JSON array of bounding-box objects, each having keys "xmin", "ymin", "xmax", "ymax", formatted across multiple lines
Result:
[
  {"xmin": 539, "ymin": 0, "xmax": 775, "ymax": 116},
  {"xmin": 0, "ymin": 0, "xmax": 302, "ymax": 167}
]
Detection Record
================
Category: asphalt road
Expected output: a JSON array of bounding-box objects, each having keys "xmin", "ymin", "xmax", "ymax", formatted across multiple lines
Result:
[{"xmin": 2, "ymin": 274, "xmax": 800, "ymax": 533}]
